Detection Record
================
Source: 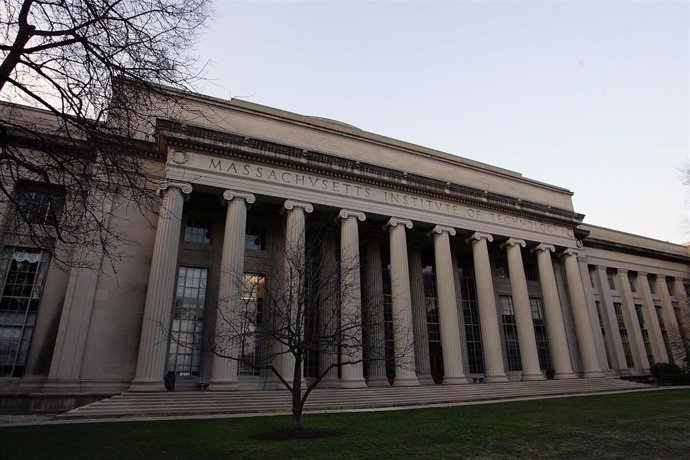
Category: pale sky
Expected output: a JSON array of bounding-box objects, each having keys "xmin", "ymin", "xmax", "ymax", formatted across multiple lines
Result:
[{"xmin": 195, "ymin": 0, "xmax": 689, "ymax": 244}]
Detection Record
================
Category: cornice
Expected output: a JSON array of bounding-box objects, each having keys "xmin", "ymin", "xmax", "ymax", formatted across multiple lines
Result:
[
  {"xmin": 156, "ymin": 120, "xmax": 586, "ymax": 228},
  {"xmin": 582, "ymin": 237, "xmax": 690, "ymax": 265}
]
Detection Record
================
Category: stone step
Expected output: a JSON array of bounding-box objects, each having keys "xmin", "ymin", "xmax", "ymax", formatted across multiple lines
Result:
[{"xmin": 58, "ymin": 378, "xmax": 651, "ymax": 420}]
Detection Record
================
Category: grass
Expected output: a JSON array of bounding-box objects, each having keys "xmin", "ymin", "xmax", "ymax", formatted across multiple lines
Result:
[{"xmin": 2, "ymin": 389, "xmax": 690, "ymax": 459}]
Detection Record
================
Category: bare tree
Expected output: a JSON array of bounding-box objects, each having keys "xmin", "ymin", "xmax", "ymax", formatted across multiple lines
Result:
[
  {"xmin": 0, "ymin": 0, "xmax": 211, "ymax": 268},
  {"xmin": 175, "ymin": 222, "xmax": 415, "ymax": 432}
]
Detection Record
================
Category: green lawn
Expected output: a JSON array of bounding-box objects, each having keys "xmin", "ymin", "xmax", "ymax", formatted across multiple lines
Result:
[{"xmin": 2, "ymin": 389, "xmax": 689, "ymax": 459}]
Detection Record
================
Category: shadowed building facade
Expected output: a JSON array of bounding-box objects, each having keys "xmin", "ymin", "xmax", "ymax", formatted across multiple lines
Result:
[{"xmin": 1, "ymin": 90, "xmax": 689, "ymax": 411}]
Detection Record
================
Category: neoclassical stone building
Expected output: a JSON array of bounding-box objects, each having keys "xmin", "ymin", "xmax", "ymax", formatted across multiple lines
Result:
[{"xmin": 1, "ymin": 88, "xmax": 688, "ymax": 409}]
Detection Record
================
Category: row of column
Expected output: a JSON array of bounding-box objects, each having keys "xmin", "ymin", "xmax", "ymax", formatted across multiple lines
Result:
[
  {"xmin": 594, "ymin": 266, "xmax": 686, "ymax": 373},
  {"xmin": 129, "ymin": 183, "xmax": 605, "ymax": 392}
]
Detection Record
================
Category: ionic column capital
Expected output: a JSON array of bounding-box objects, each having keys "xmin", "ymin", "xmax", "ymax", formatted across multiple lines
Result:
[
  {"xmin": 618, "ymin": 268, "xmax": 630, "ymax": 275},
  {"xmin": 466, "ymin": 231, "xmax": 493, "ymax": 244},
  {"xmin": 637, "ymin": 271, "xmax": 648, "ymax": 277},
  {"xmin": 338, "ymin": 209, "xmax": 366, "ymax": 222},
  {"xmin": 559, "ymin": 248, "xmax": 579, "ymax": 258},
  {"xmin": 385, "ymin": 217, "xmax": 413, "ymax": 229},
  {"xmin": 501, "ymin": 238, "xmax": 526, "ymax": 249},
  {"xmin": 284, "ymin": 200, "xmax": 314, "ymax": 213},
  {"xmin": 429, "ymin": 225, "xmax": 456, "ymax": 237},
  {"xmin": 159, "ymin": 180, "xmax": 193, "ymax": 196},
  {"xmin": 222, "ymin": 189, "xmax": 256, "ymax": 204},
  {"xmin": 530, "ymin": 243, "xmax": 555, "ymax": 254}
]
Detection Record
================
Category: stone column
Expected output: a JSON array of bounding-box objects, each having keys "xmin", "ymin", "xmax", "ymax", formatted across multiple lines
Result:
[
  {"xmin": 467, "ymin": 232, "xmax": 508, "ymax": 383},
  {"xmin": 386, "ymin": 217, "xmax": 419, "ymax": 386},
  {"xmin": 275, "ymin": 200, "xmax": 313, "ymax": 384},
  {"xmin": 338, "ymin": 209, "xmax": 367, "ymax": 388},
  {"xmin": 561, "ymin": 249, "xmax": 605, "ymax": 377},
  {"xmin": 532, "ymin": 244, "xmax": 575, "ymax": 378},
  {"xmin": 657, "ymin": 276, "xmax": 684, "ymax": 364},
  {"xmin": 618, "ymin": 269, "xmax": 650, "ymax": 371},
  {"xmin": 364, "ymin": 237, "xmax": 389, "ymax": 386},
  {"xmin": 636, "ymin": 273, "xmax": 669, "ymax": 363},
  {"xmin": 408, "ymin": 245, "xmax": 433, "ymax": 384},
  {"xmin": 208, "ymin": 190, "xmax": 255, "ymax": 391},
  {"xmin": 130, "ymin": 181, "xmax": 192, "ymax": 392},
  {"xmin": 318, "ymin": 233, "xmax": 340, "ymax": 387},
  {"xmin": 502, "ymin": 238, "xmax": 543, "ymax": 381},
  {"xmin": 431, "ymin": 225, "xmax": 468, "ymax": 384},
  {"xmin": 672, "ymin": 278, "xmax": 690, "ymax": 358},
  {"xmin": 594, "ymin": 266, "xmax": 628, "ymax": 372}
]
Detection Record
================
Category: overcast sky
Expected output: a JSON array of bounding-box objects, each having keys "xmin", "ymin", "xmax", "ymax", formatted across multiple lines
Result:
[{"xmin": 195, "ymin": 1, "xmax": 689, "ymax": 244}]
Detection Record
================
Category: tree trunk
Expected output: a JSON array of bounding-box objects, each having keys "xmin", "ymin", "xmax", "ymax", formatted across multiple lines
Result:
[
  {"xmin": 292, "ymin": 353, "xmax": 303, "ymax": 431},
  {"xmin": 0, "ymin": 1, "xmax": 35, "ymax": 92}
]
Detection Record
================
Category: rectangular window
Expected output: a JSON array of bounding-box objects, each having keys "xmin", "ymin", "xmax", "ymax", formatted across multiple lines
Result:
[
  {"xmin": 168, "ymin": 267, "xmax": 208, "ymax": 376},
  {"xmin": 494, "ymin": 256, "xmax": 509, "ymax": 279},
  {"xmin": 500, "ymin": 295, "xmax": 521, "ymax": 372},
  {"xmin": 648, "ymin": 276, "xmax": 656, "ymax": 295},
  {"xmin": 183, "ymin": 219, "xmax": 211, "ymax": 244},
  {"xmin": 655, "ymin": 305, "xmax": 674, "ymax": 364},
  {"xmin": 666, "ymin": 278, "xmax": 674, "ymax": 297},
  {"xmin": 635, "ymin": 304, "xmax": 654, "ymax": 366},
  {"xmin": 423, "ymin": 265, "xmax": 440, "ymax": 345},
  {"xmin": 382, "ymin": 258, "xmax": 395, "ymax": 375},
  {"xmin": 673, "ymin": 303, "xmax": 689, "ymax": 353},
  {"xmin": 238, "ymin": 273, "xmax": 265, "ymax": 376},
  {"xmin": 607, "ymin": 270, "xmax": 617, "ymax": 291},
  {"xmin": 244, "ymin": 222, "xmax": 265, "ymax": 250},
  {"xmin": 0, "ymin": 247, "xmax": 49, "ymax": 377},
  {"xmin": 613, "ymin": 302, "xmax": 635, "ymax": 368},
  {"xmin": 459, "ymin": 261, "xmax": 484, "ymax": 374},
  {"xmin": 628, "ymin": 273, "xmax": 637, "ymax": 293},
  {"xmin": 529, "ymin": 297, "xmax": 551, "ymax": 370},
  {"xmin": 588, "ymin": 266, "xmax": 596, "ymax": 288},
  {"xmin": 16, "ymin": 183, "xmax": 64, "ymax": 226},
  {"xmin": 595, "ymin": 301, "xmax": 612, "ymax": 369},
  {"xmin": 524, "ymin": 262, "xmax": 538, "ymax": 282}
]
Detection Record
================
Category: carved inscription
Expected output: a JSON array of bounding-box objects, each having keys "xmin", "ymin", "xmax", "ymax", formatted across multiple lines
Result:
[{"xmin": 203, "ymin": 157, "xmax": 564, "ymax": 236}]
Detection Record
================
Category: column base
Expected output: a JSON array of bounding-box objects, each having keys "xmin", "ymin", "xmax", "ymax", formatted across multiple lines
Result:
[
  {"xmin": 42, "ymin": 380, "xmax": 82, "ymax": 393},
  {"xmin": 484, "ymin": 374, "xmax": 510, "ymax": 383},
  {"xmin": 128, "ymin": 378, "xmax": 166, "ymax": 393},
  {"xmin": 393, "ymin": 376, "xmax": 420, "ymax": 387},
  {"xmin": 442, "ymin": 375, "xmax": 470, "ymax": 385},
  {"xmin": 208, "ymin": 379, "xmax": 240, "ymax": 391},
  {"xmin": 365, "ymin": 376, "xmax": 391, "ymax": 387},
  {"xmin": 581, "ymin": 370, "xmax": 606, "ymax": 378},
  {"xmin": 521, "ymin": 372, "xmax": 546, "ymax": 381},
  {"xmin": 316, "ymin": 377, "xmax": 341, "ymax": 389},
  {"xmin": 417, "ymin": 374, "xmax": 435, "ymax": 385},
  {"xmin": 554, "ymin": 371, "xmax": 577, "ymax": 379},
  {"xmin": 340, "ymin": 377, "xmax": 368, "ymax": 389}
]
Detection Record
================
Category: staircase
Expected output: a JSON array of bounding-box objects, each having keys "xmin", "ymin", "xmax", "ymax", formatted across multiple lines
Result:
[{"xmin": 58, "ymin": 378, "xmax": 650, "ymax": 420}]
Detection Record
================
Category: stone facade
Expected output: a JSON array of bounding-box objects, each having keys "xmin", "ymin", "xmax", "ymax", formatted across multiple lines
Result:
[{"xmin": 1, "ymin": 90, "xmax": 689, "ymax": 410}]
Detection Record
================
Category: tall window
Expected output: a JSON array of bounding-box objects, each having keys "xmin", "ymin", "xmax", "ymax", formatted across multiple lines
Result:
[
  {"xmin": 613, "ymin": 302, "xmax": 634, "ymax": 368},
  {"xmin": 168, "ymin": 267, "xmax": 207, "ymax": 376},
  {"xmin": 184, "ymin": 219, "xmax": 211, "ymax": 244},
  {"xmin": 494, "ymin": 255, "xmax": 509, "ymax": 279},
  {"xmin": 500, "ymin": 295, "xmax": 521, "ymax": 371},
  {"xmin": 245, "ymin": 221, "xmax": 265, "ymax": 250},
  {"xmin": 635, "ymin": 304, "xmax": 654, "ymax": 366},
  {"xmin": 648, "ymin": 276, "xmax": 656, "ymax": 295},
  {"xmin": 529, "ymin": 298, "xmax": 551, "ymax": 370},
  {"xmin": 382, "ymin": 261, "xmax": 395, "ymax": 375},
  {"xmin": 459, "ymin": 261, "xmax": 483, "ymax": 374},
  {"xmin": 238, "ymin": 273, "xmax": 265, "ymax": 376},
  {"xmin": 628, "ymin": 273, "xmax": 637, "ymax": 293},
  {"xmin": 655, "ymin": 305, "xmax": 673, "ymax": 364},
  {"xmin": 607, "ymin": 270, "xmax": 617, "ymax": 291},
  {"xmin": 595, "ymin": 301, "xmax": 612, "ymax": 369},
  {"xmin": 423, "ymin": 265, "xmax": 440, "ymax": 347},
  {"xmin": 16, "ymin": 183, "xmax": 63, "ymax": 226},
  {"xmin": 0, "ymin": 247, "xmax": 49, "ymax": 377}
]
